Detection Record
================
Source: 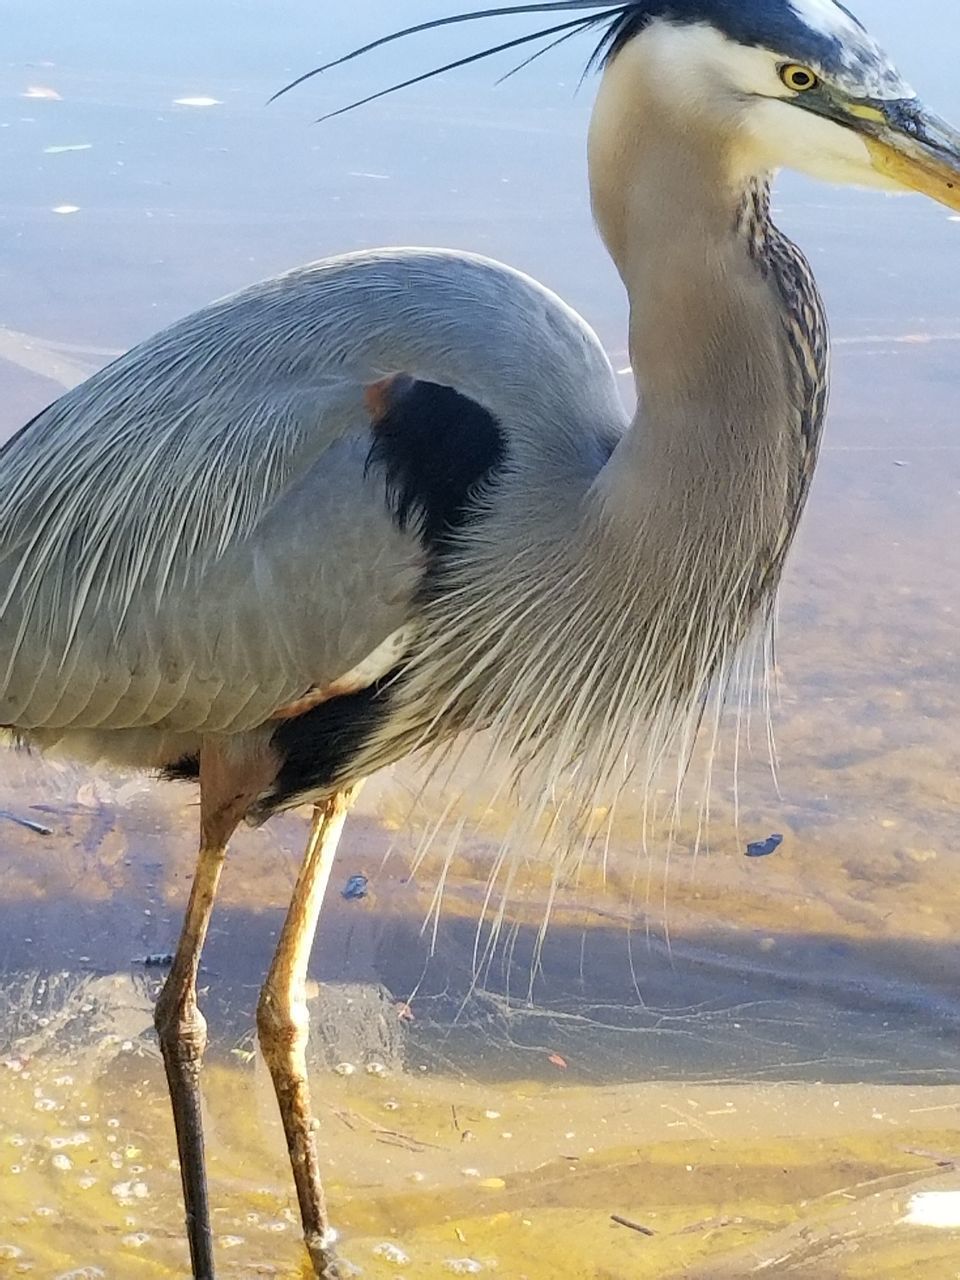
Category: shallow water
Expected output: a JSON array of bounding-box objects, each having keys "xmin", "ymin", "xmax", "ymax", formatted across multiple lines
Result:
[{"xmin": 2, "ymin": 1, "xmax": 960, "ymax": 1276}]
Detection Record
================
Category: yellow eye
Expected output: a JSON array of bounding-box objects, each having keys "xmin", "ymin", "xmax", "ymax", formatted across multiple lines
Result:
[{"xmin": 779, "ymin": 63, "xmax": 819, "ymax": 92}]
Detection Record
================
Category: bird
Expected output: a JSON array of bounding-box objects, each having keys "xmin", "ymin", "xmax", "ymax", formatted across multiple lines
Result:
[{"xmin": 2, "ymin": 0, "xmax": 959, "ymax": 1276}]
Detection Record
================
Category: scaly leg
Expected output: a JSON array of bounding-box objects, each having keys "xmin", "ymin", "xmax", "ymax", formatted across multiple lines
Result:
[
  {"xmin": 257, "ymin": 784, "xmax": 362, "ymax": 1280},
  {"xmin": 155, "ymin": 741, "xmax": 275, "ymax": 1279}
]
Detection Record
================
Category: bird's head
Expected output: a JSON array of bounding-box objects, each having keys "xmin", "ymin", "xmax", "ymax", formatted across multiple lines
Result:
[
  {"xmin": 592, "ymin": 0, "xmax": 960, "ymax": 208},
  {"xmin": 284, "ymin": 0, "xmax": 960, "ymax": 211}
]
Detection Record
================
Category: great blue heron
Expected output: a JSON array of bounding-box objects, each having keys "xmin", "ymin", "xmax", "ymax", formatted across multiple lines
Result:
[{"xmin": 2, "ymin": 0, "xmax": 959, "ymax": 1276}]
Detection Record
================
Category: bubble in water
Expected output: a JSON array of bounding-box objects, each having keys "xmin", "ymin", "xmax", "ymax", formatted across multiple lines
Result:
[
  {"xmin": 0, "ymin": 1245, "xmax": 24, "ymax": 1260},
  {"xmin": 444, "ymin": 1263, "xmax": 484, "ymax": 1276},
  {"xmin": 51, "ymin": 1154, "xmax": 72, "ymax": 1171},
  {"xmin": 121, "ymin": 1234, "xmax": 151, "ymax": 1248},
  {"xmin": 372, "ymin": 1242, "xmax": 410, "ymax": 1265},
  {"xmin": 55, "ymin": 1270, "xmax": 106, "ymax": 1280},
  {"xmin": 220, "ymin": 1236, "xmax": 245, "ymax": 1248},
  {"xmin": 47, "ymin": 1134, "xmax": 90, "ymax": 1150},
  {"xmin": 111, "ymin": 1180, "xmax": 148, "ymax": 1202}
]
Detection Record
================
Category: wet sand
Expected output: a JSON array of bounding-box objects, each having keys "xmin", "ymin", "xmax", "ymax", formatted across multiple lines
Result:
[
  {"xmin": 1, "ymin": 755, "xmax": 960, "ymax": 1276},
  {"xmin": 4, "ymin": 1050, "xmax": 960, "ymax": 1278}
]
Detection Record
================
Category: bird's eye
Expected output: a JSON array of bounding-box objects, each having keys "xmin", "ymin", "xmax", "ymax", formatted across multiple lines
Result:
[{"xmin": 779, "ymin": 64, "xmax": 819, "ymax": 93}]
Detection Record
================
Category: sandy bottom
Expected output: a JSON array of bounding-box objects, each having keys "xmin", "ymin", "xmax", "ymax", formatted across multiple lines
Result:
[
  {"xmin": 3, "ymin": 1054, "xmax": 960, "ymax": 1278},
  {"xmin": 0, "ymin": 745, "xmax": 959, "ymax": 1279}
]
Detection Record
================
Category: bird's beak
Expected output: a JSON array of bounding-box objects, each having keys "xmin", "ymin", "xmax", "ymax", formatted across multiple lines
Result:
[{"xmin": 854, "ymin": 98, "xmax": 960, "ymax": 212}]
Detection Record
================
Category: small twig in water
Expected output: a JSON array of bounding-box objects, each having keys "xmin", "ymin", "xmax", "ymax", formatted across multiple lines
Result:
[
  {"xmin": 0, "ymin": 810, "xmax": 53, "ymax": 836},
  {"xmin": 611, "ymin": 1214, "xmax": 655, "ymax": 1237}
]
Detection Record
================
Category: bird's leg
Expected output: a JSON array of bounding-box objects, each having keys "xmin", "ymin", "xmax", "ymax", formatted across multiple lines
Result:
[
  {"xmin": 256, "ymin": 783, "xmax": 363, "ymax": 1280},
  {"xmin": 155, "ymin": 741, "xmax": 274, "ymax": 1280}
]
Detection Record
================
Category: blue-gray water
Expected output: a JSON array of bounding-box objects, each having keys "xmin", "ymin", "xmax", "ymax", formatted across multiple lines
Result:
[{"xmin": 1, "ymin": 3, "xmax": 960, "ymax": 1276}]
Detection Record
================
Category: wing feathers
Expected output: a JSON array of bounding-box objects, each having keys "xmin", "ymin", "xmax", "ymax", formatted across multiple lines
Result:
[{"xmin": 0, "ymin": 249, "xmax": 614, "ymax": 736}]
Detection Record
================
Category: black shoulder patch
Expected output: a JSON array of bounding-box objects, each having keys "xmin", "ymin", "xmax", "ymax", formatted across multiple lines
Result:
[
  {"xmin": 162, "ymin": 379, "xmax": 507, "ymax": 819},
  {"xmin": 365, "ymin": 379, "xmax": 506, "ymax": 552},
  {"xmin": 260, "ymin": 381, "xmax": 507, "ymax": 816}
]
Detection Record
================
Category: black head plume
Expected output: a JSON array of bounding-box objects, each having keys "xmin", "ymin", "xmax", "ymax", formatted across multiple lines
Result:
[{"xmin": 271, "ymin": 2, "xmax": 644, "ymax": 119}]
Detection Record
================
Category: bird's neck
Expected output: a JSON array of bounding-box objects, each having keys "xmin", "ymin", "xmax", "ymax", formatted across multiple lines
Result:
[
  {"xmin": 586, "ymin": 53, "xmax": 817, "ymax": 580},
  {"xmin": 358, "ymin": 64, "xmax": 829, "ymax": 840}
]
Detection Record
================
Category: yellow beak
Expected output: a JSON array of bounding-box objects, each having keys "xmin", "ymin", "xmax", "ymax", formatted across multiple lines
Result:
[{"xmin": 863, "ymin": 101, "xmax": 960, "ymax": 212}]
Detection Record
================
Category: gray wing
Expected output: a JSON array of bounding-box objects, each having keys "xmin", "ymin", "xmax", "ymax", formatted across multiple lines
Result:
[
  {"xmin": 0, "ymin": 381, "xmax": 423, "ymax": 733},
  {"xmin": 0, "ymin": 260, "xmax": 429, "ymax": 734},
  {"xmin": 0, "ymin": 248, "xmax": 619, "ymax": 735}
]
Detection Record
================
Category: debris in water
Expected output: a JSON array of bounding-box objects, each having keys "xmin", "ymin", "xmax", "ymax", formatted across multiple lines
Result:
[
  {"xmin": 610, "ymin": 1214, "xmax": 656, "ymax": 1237},
  {"xmin": 135, "ymin": 953, "xmax": 174, "ymax": 968},
  {"xmin": 23, "ymin": 85, "xmax": 61, "ymax": 100},
  {"xmin": 173, "ymin": 96, "xmax": 222, "ymax": 108},
  {"xmin": 745, "ymin": 833, "xmax": 783, "ymax": 858},
  {"xmin": 341, "ymin": 873, "xmax": 368, "ymax": 900},
  {"xmin": 44, "ymin": 143, "xmax": 92, "ymax": 154},
  {"xmin": 547, "ymin": 1052, "xmax": 568, "ymax": 1069},
  {"xmin": 52, "ymin": 204, "xmax": 80, "ymax": 214},
  {"xmin": 0, "ymin": 809, "xmax": 53, "ymax": 835}
]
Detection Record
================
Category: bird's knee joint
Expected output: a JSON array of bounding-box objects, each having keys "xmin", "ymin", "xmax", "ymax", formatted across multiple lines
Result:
[
  {"xmin": 256, "ymin": 989, "xmax": 310, "ymax": 1060},
  {"xmin": 154, "ymin": 991, "xmax": 208, "ymax": 1062}
]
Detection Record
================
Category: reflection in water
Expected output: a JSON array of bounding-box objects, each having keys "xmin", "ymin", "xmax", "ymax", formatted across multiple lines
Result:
[{"xmin": 2, "ymin": 0, "xmax": 960, "ymax": 1275}]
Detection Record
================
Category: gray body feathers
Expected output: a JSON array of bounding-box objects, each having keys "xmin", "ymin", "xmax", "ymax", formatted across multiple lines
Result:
[{"xmin": 0, "ymin": 249, "xmax": 623, "ymax": 770}]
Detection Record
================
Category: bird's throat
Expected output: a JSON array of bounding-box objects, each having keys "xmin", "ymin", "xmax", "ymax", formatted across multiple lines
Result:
[{"xmin": 588, "ymin": 52, "xmax": 804, "ymax": 537}]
